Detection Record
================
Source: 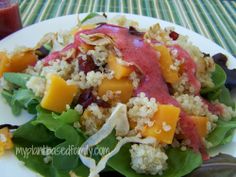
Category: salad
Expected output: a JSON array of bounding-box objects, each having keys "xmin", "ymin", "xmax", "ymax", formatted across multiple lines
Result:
[{"xmin": 0, "ymin": 13, "xmax": 236, "ymax": 177}]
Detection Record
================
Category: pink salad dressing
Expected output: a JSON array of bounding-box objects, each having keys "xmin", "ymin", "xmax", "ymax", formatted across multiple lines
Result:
[
  {"xmin": 169, "ymin": 45, "xmax": 201, "ymax": 94},
  {"xmin": 76, "ymin": 24, "xmax": 178, "ymax": 105},
  {"xmin": 75, "ymin": 24, "xmax": 207, "ymax": 158}
]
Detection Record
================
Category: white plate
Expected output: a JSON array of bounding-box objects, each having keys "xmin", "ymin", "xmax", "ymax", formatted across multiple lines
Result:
[{"xmin": 0, "ymin": 13, "xmax": 235, "ymax": 177}]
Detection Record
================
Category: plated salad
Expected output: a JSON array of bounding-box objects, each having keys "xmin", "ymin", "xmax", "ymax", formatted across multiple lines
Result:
[{"xmin": 0, "ymin": 13, "xmax": 236, "ymax": 177}]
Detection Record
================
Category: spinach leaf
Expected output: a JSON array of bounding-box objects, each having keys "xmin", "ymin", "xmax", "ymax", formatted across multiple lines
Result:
[
  {"xmin": 52, "ymin": 141, "xmax": 80, "ymax": 171},
  {"xmin": 32, "ymin": 107, "xmax": 88, "ymax": 173},
  {"xmin": 218, "ymin": 86, "xmax": 235, "ymax": 108},
  {"xmin": 1, "ymin": 89, "xmax": 23, "ymax": 115},
  {"xmin": 201, "ymin": 64, "xmax": 226, "ymax": 94},
  {"xmin": 14, "ymin": 143, "xmax": 71, "ymax": 177},
  {"xmin": 12, "ymin": 89, "xmax": 40, "ymax": 113},
  {"xmin": 207, "ymin": 118, "xmax": 236, "ymax": 147},
  {"xmin": 1, "ymin": 88, "xmax": 39, "ymax": 115},
  {"xmin": 52, "ymin": 109, "xmax": 80, "ymax": 124},
  {"xmin": 13, "ymin": 108, "xmax": 89, "ymax": 177},
  {"xmin": 13, "ymin": 120, "xmax": 61, "ymax": 146},
  {"xmin": 3, "ymin": 72, "xmax": 31, "ymax": 88},
  {"xmin": 1, "ymin": 89, "xmax": 13, "ymax": 105},
  {"xmin": 97, "ymin": 133, "xmax": 202, "ymax": 177}
]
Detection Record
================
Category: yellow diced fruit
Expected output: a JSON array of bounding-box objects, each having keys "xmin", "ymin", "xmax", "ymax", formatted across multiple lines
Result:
[
  {"xmin": 0, "ymin": 52, "xmax": 11, "ymax": 77},
  {"xmin": 41, "ymin": 74, "xmax": 78, "ymax": 113},
  {"xmin": 107, "ymin": 53, "xmax": 133, "ymax": 79},
  {"xmin": 98, "ymin": 78, "xmax": 133, "ymax": 103},
  {"xmin": 10, "ymin": 50, "xmax": 37, "ymax": 72},
  {"xmin": 190, "ymin": 116, "xmax": 208, "ymax": 137},
  {"xmin": 142, "ymin": 105, "xmax": 180, "ymax": 144},
  {"xmin": 0, "ymin": 50, "xmax": 37, "ymax": 77},
  {"xmin": 154, "ymin": 45, "xmax": 179, "ymax": 84},
  {"xmin": 0, "ymin": 127, "xmax": 14, "ymax": 150}
]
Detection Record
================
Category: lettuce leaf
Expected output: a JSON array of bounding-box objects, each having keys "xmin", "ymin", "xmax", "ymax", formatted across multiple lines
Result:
[
  {"xmin": 13, "ymin": 107, "xmax": 89, "ymax": 177},
  {"xmin": 1, "ymin": 88, "xmax": 40, "ymax": 115},
  {"xmin": 52, "ymin": 109, "xmax": 80, "ymax": 124},
  {"xmin": 97, "ymin": 132, "xmax": 202, "ymax": 177},
  {"xmin": 201, "ymin": 64, "xmax": 226, "ymax": 94},
  {"xmin": 207, "ymin": 118, "xmax": 236, "ymax": 148},
  {"xmin": 3, "ymin": 72, "xmax": 31, "ymax": 88}
]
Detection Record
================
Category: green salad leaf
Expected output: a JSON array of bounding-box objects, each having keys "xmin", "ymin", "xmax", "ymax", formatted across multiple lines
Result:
[
  {"xmin": 81, "ymin": 12, "xmax": 101, "ymax": 24},
  {"xmin": 96, "ymin": 132, "xmax": 202, "ymax": 177},
  {"xmin": 32, "ymin": 107, "xmax": 89, "ymax": 174},
  {"xmin": 201, "ymin": 64, "xmax": 226, "ymax": 94},
  {"xmin": 13, "ymin": 107, "xmax": 89, "ymax": 177},
  {"xmin": 13, "ymin": 120, "xmax": 61, "ymax": 145},
  {"xmin": 3, "ymin": 72, "xmax": 31, "ymax": 88},
  {"xmin": 218, "ymin": 86, "xmax": 235, "ymax": 108},
  {"xmin": 207, "ymin": 118, "xmax": 236, "ymax": 148},
  {"xmin": 1, "ymin": 89, "xmax": 22, "ymax": 115},
  {"xmin": 52, "ymin": 109, "xmax": 80, "ymax": 124},
  {"xmin": 1, "ymin": 88, "xmax": 40, "ymax": 115}
]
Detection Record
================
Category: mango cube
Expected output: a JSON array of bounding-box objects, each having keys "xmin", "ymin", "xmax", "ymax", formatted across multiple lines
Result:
[
  {"xmin": 0, "ymin": 127, "xmax": 13, "ymax": 150},
  {"xmin": 41, "ymin": 74, "xmax": 78, "ymax": 113},
  {"xmin": 0, "ymin": 50, "xmax": 37, "ymax": 77},
  {"xmin": 98, "ymin": 78, "xmax": 133, "ymax": 103},
  {"xmin": 0, "ymin": 52, "xmax": 11, "ymax": 77},
  {"xmin": 107, "ymin": 53, "xmax": 132, "ymax": 80},
  {"xmin": 142, "ymin": 105, "xmax": 180, "ymax": 144},
  {"xmin": 154, "ymin": 45, "xmax": 179, "ymax": 84},
  {"xmin": 190, "ymin": 116, "xmax": 208, "ymax": 137}
]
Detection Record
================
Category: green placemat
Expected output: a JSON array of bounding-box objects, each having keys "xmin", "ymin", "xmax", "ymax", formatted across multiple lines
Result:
[{"xmin": 18, "ymin": 0, "xmax": 236, "ymax": 56}]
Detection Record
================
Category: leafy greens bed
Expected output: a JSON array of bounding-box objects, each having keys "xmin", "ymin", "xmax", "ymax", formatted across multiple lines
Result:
[{"xmin": 0, "ymin": 13, "xmax": 236, "ymax": 177}]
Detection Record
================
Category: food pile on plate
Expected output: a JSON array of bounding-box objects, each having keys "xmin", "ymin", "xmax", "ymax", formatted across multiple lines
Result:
[{"xmin": 0, "ymin": 13, "xmax": 235, "ymax": 177}]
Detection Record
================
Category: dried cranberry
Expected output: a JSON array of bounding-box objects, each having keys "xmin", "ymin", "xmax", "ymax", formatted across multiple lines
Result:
[
  {"xmin": 79, "ymin": 56, "xmax": 98, "ymax": 74},
  {"xmin": 95, "ymin": 99, "xmax": 111, "ymax": 108},
  {"xmin": 77, "ymin": 88, "xmax": 110, "ymax": 109},
  {"xmin": 77, "ymin": 88, "xmax": 96, "ymax": 108},
  {"xmin": 169, "ymin": 31, "xmax": 179, "ymax": 40}
]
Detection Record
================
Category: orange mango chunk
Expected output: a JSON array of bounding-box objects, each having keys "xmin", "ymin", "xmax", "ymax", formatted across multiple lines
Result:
[
  {"xmin": 142, "ymin": 105, "xmax": 180, "ymax": 144},
  {"xmin": 98, "ymin": 78, "xmax": 133, "ymax": 103},
  {"xmin": 10, "ymin": 50, "xmax": 37, "ymax": 72},
  {"xmin": 154, "ymin": 45, "xmax": 179, "ymax": 84},
  {"xmin": 108, "ymin": 53, "xmax": 133, "ymax": 79},
  {"xmin": 0, "ymin": 52, "xmax": 11, "ymax": 77},
  {"xmin": 190, "ymin": 116, "xmax": 208, "ymax": 137},
  {"xmin": 0, "ymin": 50, "xmax": 37, "ymax": 77},
  {"xmin": 0, "ymin": 127, "xmax": 14, "ymax": 150},
  {"xmin": 41, "ymin": 74, "xmax": 78, "ymax": 113}
]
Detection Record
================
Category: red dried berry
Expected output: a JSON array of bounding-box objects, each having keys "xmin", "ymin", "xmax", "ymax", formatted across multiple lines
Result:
[
  {"xmin": 77, "ymin": 88, "xmax": 95, "ymax": 108},
  {"xmin": 169, "ymin": 31, "xmax": 179, "ymax": 40},
  {"xmin": 79, "ymin": 56, "xmax": 98, "ymax": 74},
  {"xmin": 95, "ymin": 99, "xmax": 111, "ymax": 108},
  {"xmin": 78, "ymin": 88, "xmax": 110, "ymax": 109}
]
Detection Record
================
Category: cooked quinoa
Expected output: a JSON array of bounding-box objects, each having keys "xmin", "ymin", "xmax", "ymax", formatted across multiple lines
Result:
[
  {"xmin": 1, "ymin": 14, "xmax": 235, "ymax": 177},
  {"xmin": 130, "ymin": 144, "xmax": 168, "ymax": 175}
]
